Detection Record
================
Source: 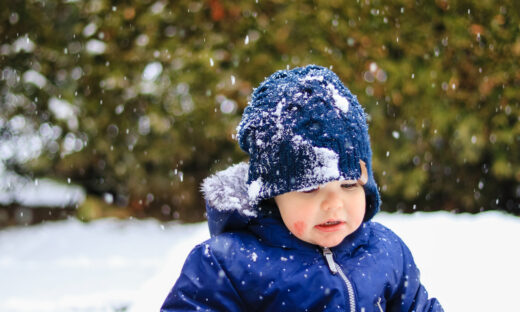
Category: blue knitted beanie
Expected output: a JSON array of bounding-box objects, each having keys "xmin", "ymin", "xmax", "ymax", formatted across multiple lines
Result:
[{"xmin": 237, "ymin": 65, "xmax": 380, "ymax": 220}]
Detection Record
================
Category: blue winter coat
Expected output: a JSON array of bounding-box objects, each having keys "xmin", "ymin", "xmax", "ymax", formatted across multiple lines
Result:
[{"xmin": 161, "ymin": 163, "xmax": 443, "ymax": 312}]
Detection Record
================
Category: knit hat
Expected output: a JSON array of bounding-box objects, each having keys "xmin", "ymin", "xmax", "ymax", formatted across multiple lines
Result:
[{"xmin": 237, "ymin": 65, "xmax": 380, "ymax": 220}]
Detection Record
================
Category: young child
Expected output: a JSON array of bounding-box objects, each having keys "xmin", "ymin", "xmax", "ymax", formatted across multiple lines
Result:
[{"xmin": 161, "ymin": 65, "xmax": 443, "ymax": 311}]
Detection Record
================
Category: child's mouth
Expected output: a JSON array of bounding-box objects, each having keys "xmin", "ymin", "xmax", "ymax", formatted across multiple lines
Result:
[{"xmin": 315, "ymin": 220, "xmax": 345, "ymax": 232}]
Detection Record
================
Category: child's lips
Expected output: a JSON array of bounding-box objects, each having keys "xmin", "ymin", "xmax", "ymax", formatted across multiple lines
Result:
[{"xmin": 314, "ymin": 220, "xmax": 345, "ymax": 232}]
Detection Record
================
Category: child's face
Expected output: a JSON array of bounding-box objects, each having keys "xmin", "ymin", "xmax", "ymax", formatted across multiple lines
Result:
[{"xmin": 274, "ymin": 179, "xmax": 366, "ymax": 248}]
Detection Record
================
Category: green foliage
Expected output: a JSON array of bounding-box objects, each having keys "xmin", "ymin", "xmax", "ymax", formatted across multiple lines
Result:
[{"xmin": 1, "ymin": 0, "xmax": 519, "ymax": 221}]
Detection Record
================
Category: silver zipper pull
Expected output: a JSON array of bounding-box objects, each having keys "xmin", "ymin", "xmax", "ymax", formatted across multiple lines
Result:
[{"xmin": 322, "ymin": 247, "xmax": 338, "ymax": 274}]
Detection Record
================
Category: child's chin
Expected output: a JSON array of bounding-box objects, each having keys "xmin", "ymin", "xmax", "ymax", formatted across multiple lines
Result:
[{"xmin": 317, "ymin": 236, "xmax": 345, "ymax": 248}]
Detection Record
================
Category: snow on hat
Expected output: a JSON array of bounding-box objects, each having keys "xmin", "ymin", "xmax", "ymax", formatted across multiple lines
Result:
[{"xmin": 237, "ymin": 65, "xmax": 380, "ymax": 220}]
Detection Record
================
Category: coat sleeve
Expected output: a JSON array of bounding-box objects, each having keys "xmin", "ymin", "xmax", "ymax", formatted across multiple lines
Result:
[
  {"xmin": 160, "ymin": 243, "xmax": 246, "ymax": 312},
  {"xmin": 387, "ymin": 237, "xmax": 444, "ymax": 312}
]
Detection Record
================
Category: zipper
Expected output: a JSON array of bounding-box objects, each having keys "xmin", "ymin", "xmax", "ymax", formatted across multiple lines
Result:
[{"xmin": 322, "ymin": 247, "xmax": 356, "ymax": 312}]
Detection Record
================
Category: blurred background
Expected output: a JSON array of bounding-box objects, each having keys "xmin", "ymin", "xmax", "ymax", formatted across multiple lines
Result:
[
  {"xmin": 1, "ymin": 0, "xmax": 519, "ymax": 226},
  {"xmin": 1, "ymin": 1, "xmax": 520, "ymax": 311}
]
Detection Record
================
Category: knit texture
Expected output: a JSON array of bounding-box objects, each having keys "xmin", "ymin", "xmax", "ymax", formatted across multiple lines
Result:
[{"xmin": 237, "ymin": 65, "xmax": 380, "ymax": 220}]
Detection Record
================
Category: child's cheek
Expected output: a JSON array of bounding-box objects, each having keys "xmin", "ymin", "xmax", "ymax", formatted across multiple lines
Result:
[{"xmin": 293, "ymin": 221, "xmax": 306, "ymax": 237}]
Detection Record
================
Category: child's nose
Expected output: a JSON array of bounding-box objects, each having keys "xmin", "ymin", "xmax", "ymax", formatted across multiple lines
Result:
[{"xmin": 321, "ymin": 191, "xmax": 342, "ymax": 211}]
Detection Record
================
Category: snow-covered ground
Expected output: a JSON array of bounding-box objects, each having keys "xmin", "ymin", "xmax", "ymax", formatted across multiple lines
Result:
[{"xmin": 0, "ymin": 211, "xmax": 518, "ymax": 312}]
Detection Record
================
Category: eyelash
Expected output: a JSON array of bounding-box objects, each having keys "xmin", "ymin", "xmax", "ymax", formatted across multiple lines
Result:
[
  {"xmin": 341, "ymin": 183, "xmax": 358, "ymax": 189},
  {"xmin": 302, "ymin": 183, "xmax": 358, "ymax": 193}
]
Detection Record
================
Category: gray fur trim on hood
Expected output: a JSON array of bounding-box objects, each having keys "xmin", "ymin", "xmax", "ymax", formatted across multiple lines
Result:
[{"xmin": 201, "ymin": 162, "xmax": 257, "ymax": 217}]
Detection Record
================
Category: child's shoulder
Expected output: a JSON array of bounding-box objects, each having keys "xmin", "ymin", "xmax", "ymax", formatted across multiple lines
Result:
[
  {"xmin": 365, "ymin": 220, "xmax": 400, "ymax": 237},
  {"xmin": 203, "ymin": 230, "xmax": 258, "ymax": 251},
  {"xmin": 362, "ymin": 221, "xmax": 408, "ymax": 252},
  {"xmin": 189, "ymin": 230, "xmax": 262, "ymax": 264}
]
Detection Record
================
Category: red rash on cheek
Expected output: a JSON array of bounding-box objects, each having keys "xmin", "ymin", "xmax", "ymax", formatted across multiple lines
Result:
[{"xmin": 293, "ymin": 221, "xmax": 305, "ymax": 237}]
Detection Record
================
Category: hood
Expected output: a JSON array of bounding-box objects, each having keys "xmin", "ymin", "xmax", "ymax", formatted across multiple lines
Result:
[{"xmin": 201, "ymin": 162, "xmax": 258, "ymax": 237}]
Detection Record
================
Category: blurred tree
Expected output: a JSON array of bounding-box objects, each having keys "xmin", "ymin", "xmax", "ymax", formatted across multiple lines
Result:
[{"xmin": 0, "ymin": 0, "xmax": 518, "ymax": 222}]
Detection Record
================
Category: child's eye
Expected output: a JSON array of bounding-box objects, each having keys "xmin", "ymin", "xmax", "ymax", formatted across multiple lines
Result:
[{"xmin": 341, "ymin": 182, "xmax": 358, "ymax": 189}]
